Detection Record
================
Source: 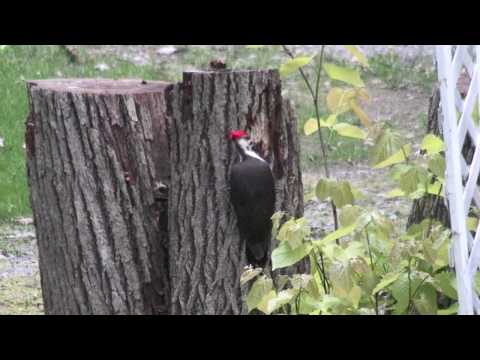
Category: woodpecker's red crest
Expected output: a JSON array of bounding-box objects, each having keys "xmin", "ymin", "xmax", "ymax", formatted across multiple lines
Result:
[{"xmin": 229, "ymin": 130, "xmax": 249, "ymax": 141}]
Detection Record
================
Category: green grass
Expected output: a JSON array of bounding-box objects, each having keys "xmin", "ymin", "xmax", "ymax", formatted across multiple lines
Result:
[
  {"xmin": 0, "ymin": 274, "xmax": 43, "ymax": 315},
  {"xmin": 0, "ymin": 45, "xmax": 170, "ymax": 221},
  {"xmin": 367, "ymin": 52, "xmax": 436, "ymax": 91}
]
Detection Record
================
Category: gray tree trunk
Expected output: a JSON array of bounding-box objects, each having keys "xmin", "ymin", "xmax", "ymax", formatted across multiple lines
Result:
[
  {"xmin": 166, "ymin": 70, "xmax": 305, "ymax": 315},
  {"xmin": 407, "ymin": 87, "xmax": 450, "ymax": 228},
  {"xmin": 407, "ymin": 76, "xmax": 476, "ymax": 229},
  {"xmin": 25, "ymin": 79, "xmax": 171, "ymax": 315}
]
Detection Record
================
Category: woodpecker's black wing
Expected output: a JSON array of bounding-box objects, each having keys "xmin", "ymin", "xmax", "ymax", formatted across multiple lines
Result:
[{"xmin": 230, "ymin": 158, "xmax": 275, "ymax": 267}]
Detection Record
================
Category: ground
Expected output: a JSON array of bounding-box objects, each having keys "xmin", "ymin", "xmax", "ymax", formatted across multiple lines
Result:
[
  {"xmin": 0, "ymin": 220, "xmax": 43, "ymax": 315},
  {"xmin": 0, "ymin": 45, "xmax": 435, "ymax": 314}
]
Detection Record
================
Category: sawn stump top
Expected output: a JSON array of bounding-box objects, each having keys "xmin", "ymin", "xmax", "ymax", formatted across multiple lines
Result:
[{"xmin": 27, "ymin": 79, "xmax": 171, "ymax": 95}]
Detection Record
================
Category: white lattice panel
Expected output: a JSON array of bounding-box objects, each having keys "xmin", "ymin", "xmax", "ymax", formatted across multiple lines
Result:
[{"xmin": 436, "ymin": 45, "xmax": 480, "ymax": 315}]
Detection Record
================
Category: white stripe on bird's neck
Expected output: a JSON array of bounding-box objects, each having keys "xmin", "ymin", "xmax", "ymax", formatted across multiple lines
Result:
[{"xmin": 237, "ymin": 138, "xmax": 266, "ymax": 163}]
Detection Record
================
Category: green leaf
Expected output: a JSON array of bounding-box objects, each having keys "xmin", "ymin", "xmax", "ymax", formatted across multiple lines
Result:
[
  {"xmin": 369, "ymin": 128, "xmax": 404, "ymax": 166},
  {"xmin": 297, "ymin": 294, "xmax": 321, "ymax": 315},
  {"xmin": 323, "ymin": 63, "xmax": 365, "ymax": 88},
  {"xmin": 467, "ymin": 217, "xmax": 479, "ymax": 232},
  {"xmin": 438, "ymin": 302, "xmax": 459, "ymax": 315},
  {"xmin": 351, "ymin": 185, "xmax": 366, "ymax": 200},
  {"xmin": 246, "ymin": 45, "xmax": 265, "ymax": 49},
  {"xmin": 314, "ymin": 223, "xmax": 357, "ymax": 247},
  {"xmin": 426, "ymin": 181, "xmax": 444, "ymax": 197},
  {"xmin": 473, "ymin": 99, "xmax": 480, "ymax": 126},
  {"xmin": 331, "ymin": 181, "xmax": 355, "ymax": 208},
  {"xmin": 315, "ymin": 179, "xmax": 332, "ymax": 201},
  {"xmin": 276, "ymin": 217, "xmax": 310, "ymax": 249},
  {"xmin": 246, "ymin": 276, "xmax": 273, "ymax": 312},
  {"xmin": 434, "ymin": 237, "xmax": 450, "ymax": 272},
  {"xmin": 264, "ymin": 289, "xmax": 298, "ymax": 314},
  {"xmin": 333, "ymin": 123, "xmax": 367, "ymax": 140},
  {"xmin": 399, "ymin": 167, "xmax": 421, "ymax": 195},
  {"xmin": 304, "ymin": 118, "xmax": 319, "ymax": 136},
  {"xmin": 339, "ymin": 205, "xmax": 364, "ymax": 227},
  {"xmin": 475, "ymin": 272, "xmax": 480, "ymax": 295},
  {"xmin": 316, "ymin": 179, "xmax": 356, "ymax": 208},
  {"xmin": 350, "ymin": 99, "xmax": 373, "ymax": 128},
  {"xmin": 433, "ymin": 271, "xmax": 458, "ymax": 300},
  {"xmin": 290, "ymin": 274, "xmax": 314, "ymax": 289},
  {"xmin": 257, "ymin": 290, "xmax": 277, "ymax": 314},
  {"xmin": 240, "ymin": 267, "xmax": 263, "ymax": 286},
  {"xmin": 315, "ymin": 295, "xmax": 348, "ymax": 314},
  {"xmin": 326, "ymin": 88, "xmax": 356, "ymax": 115},
  {"xmin": 271, "ymin": 242, "xmax": 310, "ymax": 271},
  {"xmin": 372, "ymin": 272, "xmax": 402, "ymax": 295},
  {"xmin": 344, "ymin": 45, "xmax": 369, "ymax": 68},
  {"xmin": 391, "ymin": 273, "xmax": 411, "ymax": 314},
  {"xmin": 271, "ymin": 211, "xmax": 286, "ymax": 238},
  {"xmin": 280, "ymin": 56, "xmax": 313, "ymax": 77},
  {"xmin": 373, "ymin": 144, "xmax": 412, "ymax": 169},
  {"xmin": 304, "ymin": 115, "xmax": 337, "ymax": 136},
  {"xmin": 428, "ymin": 154, "xmax": 446, "ymax": 180},
  {"xmin": 0, "ymin": 45, "xmax": 7, "ymax": 51},
  {"xmin": 421, "ymin": 134, "xmax": 445, "ymax": 155},
  {"xmin": 413, "ymin": 283, "xmax": 438, "ymax": 315},
  {"xmin": 337, "ymin": 241, "xmax": 365, "ymax": 262}
]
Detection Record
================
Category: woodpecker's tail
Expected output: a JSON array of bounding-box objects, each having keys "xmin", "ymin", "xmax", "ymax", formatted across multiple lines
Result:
[{"xmin": 246, "ymin": 237, "xmax": 270, "ymax": 269}]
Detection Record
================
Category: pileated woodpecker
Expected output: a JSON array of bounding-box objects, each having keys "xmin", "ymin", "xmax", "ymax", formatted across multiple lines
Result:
[{"xmin": 229, "ymin": 130, "xmax": 275, "ymax": 268}]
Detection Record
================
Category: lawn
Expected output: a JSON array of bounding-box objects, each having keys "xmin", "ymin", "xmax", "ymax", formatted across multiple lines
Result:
[{"xmin": 0, "ymin": 45, "xmax": 165, "ymax": 220}]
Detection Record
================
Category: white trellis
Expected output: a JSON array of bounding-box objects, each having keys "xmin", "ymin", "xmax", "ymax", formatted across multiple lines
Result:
[{"xmin": 436, "ymin": 45, "xmax": 480, "ymax": 314}]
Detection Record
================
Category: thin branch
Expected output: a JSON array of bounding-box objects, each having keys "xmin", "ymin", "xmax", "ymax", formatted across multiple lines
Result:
[
  {"xmin": 365, "ymin": 225, "xmax": 379, "ymax": 315},
  {"xmin": 407, "ymin": 257, "xmax": 412, "ymax": 314},
  {"xmin": 314, "ymin": 46, "xmax": 325, "ymax": 103},
  {"xmin": 281, "ymin": 45, "xmax": 317, "ymax": 101},
  {"xmin": 407, "ymin": 274, "xmax": 431, "ymax": 314},
  {"xmin": 281, "ymin": 45, "xmax": 338, "ymax": 230},
  {"xmin": 426, "ymin": 182, "xmax": 443, "ymax": 238}
]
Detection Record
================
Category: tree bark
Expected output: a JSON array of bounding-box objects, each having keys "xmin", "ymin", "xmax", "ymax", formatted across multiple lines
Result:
[
  {"xmin": 25, "ymin": 79, "xmax": 171, "ymax": 315},
  {"xmin": 407, "ymin": 72, "xmax": 476, "ymax": 229},
  {"xmin": 407, "ymin": 87, "xmax": 450, "ymax": 228},
  {"xmin": 166, "ymin": 70, "xmax": 304, "ymax": 315}
]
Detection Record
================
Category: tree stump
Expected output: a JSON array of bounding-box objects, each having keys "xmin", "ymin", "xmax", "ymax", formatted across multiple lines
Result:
[
  {"xmin": 166, "ymin": 70, "xmax": 304, "ymax": 315},
  {"xmin": 25, "ymin": 79, "xmax": 171, "ymax": 315}
]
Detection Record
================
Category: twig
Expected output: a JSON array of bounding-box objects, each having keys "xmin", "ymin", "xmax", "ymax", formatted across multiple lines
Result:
[
  {"xmin": 407, "ymin": 273, "xmax": 431, "ymax": 314},
  {"xmin": 365, "ymin": 226, "xmax": 379, "ymax": 315},
  {"xmin": 282, "ymin": 45, "xmax": 338, "ymax": 230}
]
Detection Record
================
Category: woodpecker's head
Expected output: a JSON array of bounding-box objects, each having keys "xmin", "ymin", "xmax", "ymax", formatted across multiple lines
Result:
[{"xmin": 229, "ymin": 130, "xmax": 265, "ymax": 162}]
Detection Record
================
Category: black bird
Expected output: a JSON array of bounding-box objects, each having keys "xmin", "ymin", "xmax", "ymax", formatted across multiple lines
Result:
[{"xmin": 229, "ymin": 130, "xmax": 275, "ymax": 268}]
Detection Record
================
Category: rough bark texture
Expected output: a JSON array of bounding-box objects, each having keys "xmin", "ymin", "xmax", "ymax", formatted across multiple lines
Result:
[
  {"xmin": 166, "ymin": 70, "xmax": 304, "ymax": 315},
  {"xmin": 25, "ymin": 79, "xmax": 171, "ymax": 315}
]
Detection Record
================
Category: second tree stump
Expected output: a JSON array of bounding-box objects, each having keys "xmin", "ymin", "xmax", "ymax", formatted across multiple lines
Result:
[{"xmin": 166, "ymin": 70, "xmax": 304, "ymax": 315}]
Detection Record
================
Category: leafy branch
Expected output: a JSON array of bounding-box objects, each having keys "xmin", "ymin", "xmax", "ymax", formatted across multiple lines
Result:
[
  {"xmin": 281, "ymin": 45, "xmax": 338, "ymax": 229},
  {"xmin": 242, "ymin": 45, "xmax": 457, "ymax": 316}
]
